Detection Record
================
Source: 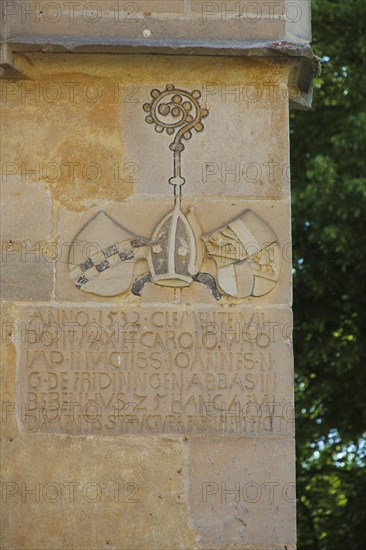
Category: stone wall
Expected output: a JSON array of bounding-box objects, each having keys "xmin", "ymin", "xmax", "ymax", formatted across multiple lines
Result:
[{"xmin": 1, "ymin": 3, "xmax": 314, "ymax": 547}]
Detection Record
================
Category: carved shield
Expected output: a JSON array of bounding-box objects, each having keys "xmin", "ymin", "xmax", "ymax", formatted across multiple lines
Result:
[
  {"xmin": 203, "ymin": 210, "xmax": 281, "ymax": 298},
  {"xmin": 68, "ymin": 211, "xmax": 149, "ymax": 297}
]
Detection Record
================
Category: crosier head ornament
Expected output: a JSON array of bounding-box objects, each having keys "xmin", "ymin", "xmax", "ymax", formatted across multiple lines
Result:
[{"xmin": 143, "ymin": 83, "xmax": 209, "ymax": 204}]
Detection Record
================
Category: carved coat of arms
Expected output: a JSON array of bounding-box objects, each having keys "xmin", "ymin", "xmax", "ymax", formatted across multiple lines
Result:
[{"xmin": 69, "ymin": 85, "xmax": 281, "ymax": 300}]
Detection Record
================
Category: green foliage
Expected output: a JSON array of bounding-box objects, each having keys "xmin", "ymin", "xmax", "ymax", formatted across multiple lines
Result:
[{"xmin": 291, "ymin": 1, "xmax": 366, "ymax": 547}]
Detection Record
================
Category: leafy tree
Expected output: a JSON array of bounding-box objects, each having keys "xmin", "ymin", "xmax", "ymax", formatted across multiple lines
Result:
[{"xmin": 291, "ymin": 1, "xmax": 366, "ymax": 548}]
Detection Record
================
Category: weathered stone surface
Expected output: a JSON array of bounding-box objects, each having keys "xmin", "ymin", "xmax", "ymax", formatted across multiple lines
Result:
[
  {"xmin": 15, "ymin": 304, "xmax": 294, "ymax": 437},
  {"xmin": 1, "ymin": 1, "xmax": 316, "ymax": 106},
  {"xmin": 1, "ymin": 51, "xmax": 298, "ymax": 549},
  {"xmin": 0, "ymin": 57, "xmax": 132, "ymax": 210},
  {"xmin": 2, "ymin": 303, "xmax": 295, "ymax": 550},
  {"xmin": 55, "ymin": 198, "xmax": 292, "ymax": 306},
  {"xmin": 1, "ymin": 303, "xmax": 195, "ymax": 550},
  {"xmin": 0, "ymin": 177, "xmax": 53, "ymax": 241},
  {"xmin": 187, "ymin": 437, "xmax": 296, "ymax": 548},
  {"xmin": 2, "ymin": 54, "xmax": 292, "ymax": 209},
  {"xmin": 0, "ymin": 248, "xmax": 54, "ymax": 300},
  {"xmin": 0, "ymin": 176, "xmax": 55, "ymax": 299},
  {"xmin": 123, "ymin": 63, "xmax": 291, "ymax": 199},
  {"xmin": 2, "ymin": 1, "xmax": 311, "ymax": 45}
]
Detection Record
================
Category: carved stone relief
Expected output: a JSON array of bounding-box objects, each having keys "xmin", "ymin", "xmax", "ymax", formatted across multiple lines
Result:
[{"xmin": 69, "ymin": 85, "xmax": 281, "ymax": 300}]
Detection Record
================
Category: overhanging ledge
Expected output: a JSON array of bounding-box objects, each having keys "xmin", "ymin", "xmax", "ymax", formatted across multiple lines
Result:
[
  {"xmin": 0, "ymin": 37, "xmax": 319, "ymax": 110},
  {"xmin": 0, "ymin": 0, "xmax": 318, "ymax": 108}
]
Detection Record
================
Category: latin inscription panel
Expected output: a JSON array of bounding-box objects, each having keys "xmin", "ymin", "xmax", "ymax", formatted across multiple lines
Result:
[{"xmin": 16, "ymin": 305, "xmax": 294, "ymax": 436}]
